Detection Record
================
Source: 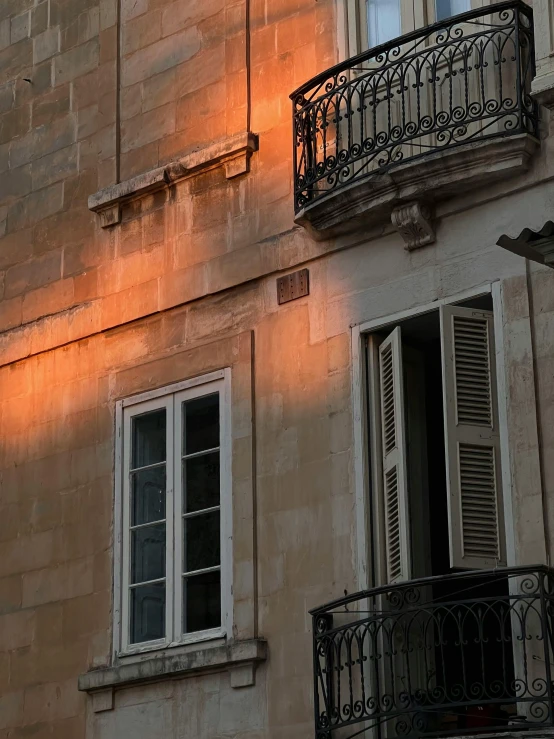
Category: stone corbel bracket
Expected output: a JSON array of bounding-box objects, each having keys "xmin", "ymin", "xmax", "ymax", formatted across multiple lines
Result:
[
  {"xmin": 391, "ymin": 201, "xmax": 435, "ymax": 250},
  {"xmin": 78, "ymin": 638, "xmax": 268, "ymax": 712},
  {"xmin": 89, "ymin": 131, "xmax": 259, "ymax": 228}
]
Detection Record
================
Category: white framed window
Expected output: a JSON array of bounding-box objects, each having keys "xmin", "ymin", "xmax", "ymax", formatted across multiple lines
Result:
[
  {"xmin": 114, "ymin": 370, "xmax": 232, "ymax": 655},
  {"xmin": 344, "ymin": 0, "xmax": 475, "ymax": 58}
]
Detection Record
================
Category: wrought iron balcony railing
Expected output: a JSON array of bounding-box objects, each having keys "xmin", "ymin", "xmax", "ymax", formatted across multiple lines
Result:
[
  {"xmin": 312, "ymin": 566, "xmax": 554, "ymax": 739},
  {"xmin": 291, "ymin": 1, "xmax": 538, "ymax": 213}
]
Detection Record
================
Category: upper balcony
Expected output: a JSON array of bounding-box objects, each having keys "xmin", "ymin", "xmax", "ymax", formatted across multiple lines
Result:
[
  {"xmin": 312, "ymin": 566, "xmax": 554, "ymax": 739},
  {"xmin": 291, "ymin": 1, "xmax": 539, "ymax": 240}
]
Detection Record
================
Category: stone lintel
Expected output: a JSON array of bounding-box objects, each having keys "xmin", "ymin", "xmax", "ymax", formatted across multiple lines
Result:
[
  {"xmin": 88, "ymin": 131, "xmax": 259, "ymax": 224},
  {"xmin": 295, "ymin": 134, "xmax": 538, "ymax": 240},
  {"xmin": 78, "ymin": 638, "xmax": 267, "ymax": 694}
]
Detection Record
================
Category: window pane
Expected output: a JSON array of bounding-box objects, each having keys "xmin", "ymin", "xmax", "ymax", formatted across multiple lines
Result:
[
  {"xmin": 366, "ymin": 0, "xmax": 400, "ymax": 48},
  {"xmin": 132, "ymin": 410, "xmax": 166, "ymax": 468},
  {"xmin": 435, "ymin": 0, "xmax": 470, "ymax": 21},
  {"xmin": 183, "ymin": 452, "xmax": 220, "ymax": 514},
  {"xmin": 184, "ymin": 511, "xmax": 220, "ymax": 573},
  {"xmin": 131, "ymin": 523, "xmax": 166, "ymax": 583},
  {"xmin": 183, "ymin": 394, "xmax": 219, "ymax": 455},
  {"xmin": 130, "ymin": 582, "xmax": 165, "ymax": 643},
  {"xmin": 131, "ymin": 466, "xmax": 166, "ymax": 526},
  {"xmin": 183, "ymin": 570, "xmax": 221, "ymax": 633}
]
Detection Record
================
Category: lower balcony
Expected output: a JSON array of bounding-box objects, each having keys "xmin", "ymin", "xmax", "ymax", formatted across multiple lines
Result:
[
  {"xmin": 291, "ymin": 1, "xmax": 539, "ymax": 240},
  {"xmin": 312, "ymin": 566, "xmax": 554, "ymax": 739}
]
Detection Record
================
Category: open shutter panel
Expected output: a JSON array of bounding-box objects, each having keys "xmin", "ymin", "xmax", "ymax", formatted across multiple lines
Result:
[
  {"xmin": 440, "ymin": 306, "xmax": 506, "ymax": 569},
  {"xmin": 379, "ymin": 327, "xmax": 411, "ymax": 583}
]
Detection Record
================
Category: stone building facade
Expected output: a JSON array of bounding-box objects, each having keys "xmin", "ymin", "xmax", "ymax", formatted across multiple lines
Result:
[{"xmin": 1, "ymin": 0, "xmax": 554, "ymax": 738}]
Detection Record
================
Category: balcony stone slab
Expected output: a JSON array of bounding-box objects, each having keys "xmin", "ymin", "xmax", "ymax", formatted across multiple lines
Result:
[{"xmin": 295, "ymin": 133, "xmax": 539, "ymax": 240}]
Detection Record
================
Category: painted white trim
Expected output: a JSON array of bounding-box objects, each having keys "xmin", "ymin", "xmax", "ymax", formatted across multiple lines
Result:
[
  {"xmin": 220, "ymin": 368, "xmax": 233, "ymax": 640},
  {"xmin": 113, "ymin": 371, "xmax": 232, "ymax": 660},
  {"xmin": 121, "ymin": 370, "xmax": 226, "ymax": 408},
  {"xmin": 351, "ymin": 324, "xmax": 371, "ymax": 592},
  {"xmin": 492, "ymin": 281, "xmax": 516, "ymax": 568},
  {"xmin": 113, "ymin": 402, "xmax": 124, "ymax": 658},
  {"xmin": 120, "ymin": 395, "xmax": 173, "ymax": 655}
]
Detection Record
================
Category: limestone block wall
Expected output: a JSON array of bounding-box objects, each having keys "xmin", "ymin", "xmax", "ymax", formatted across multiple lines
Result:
[{"xmin": 1, "ymin": 0, "xmax": 554, "ymax": 738}]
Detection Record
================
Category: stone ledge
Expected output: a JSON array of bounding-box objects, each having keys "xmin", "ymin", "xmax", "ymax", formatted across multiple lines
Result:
[
  {"xmin": 532, "ymin": 70, "xmax": 554, "ymax": 109},
  {"xmin": 295, "ymin": 133, "xmax": 539, "ymax": 239},
  {"xmin": 88, "ymin": 131, "xmax": 259, "ymax": 226},
  {"xmin": 78, "ymin": 638, "xmax": 267, "ymax": 699}
]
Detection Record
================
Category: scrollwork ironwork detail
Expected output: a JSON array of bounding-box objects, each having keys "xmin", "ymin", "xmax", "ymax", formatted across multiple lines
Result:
[
  {"xmin": 291, "ymin": 0, "xmax": 538, "ymax": 212},
  {"xmin": 311, "ymin": 566, "xmax": 554, "ymax": 739}
]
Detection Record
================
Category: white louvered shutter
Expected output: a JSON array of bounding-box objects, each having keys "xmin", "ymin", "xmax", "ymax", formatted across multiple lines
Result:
[
  {"xmin": 379, "ymin": 327, "xmax": 411, "ymax": 583},
  {"xmin": 440, "ymin": 306, "xmax": 506, "ymax": 569}
]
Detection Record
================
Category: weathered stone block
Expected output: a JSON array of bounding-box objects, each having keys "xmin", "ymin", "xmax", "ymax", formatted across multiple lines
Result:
[
  {"xmin": 7, "ymin": 182, "xmax": 64, "ymax": 232},
  {"xmin": 22, "ymin": 678, "xmax": 83, "ymax": 725},
  {"xmin": 121, "ymin": 102, "xmax": 175, "ymax": 154},
  {"xmin": 61, "ymin": 7, "xmax": 99, "ymax": 51},
  {"xmin": 122, "ymin": 27, "xmax": 201, "ymax": 87},
  {"xmin": 31, "ymin": 145, "xmax": 78, "ymax": 190},
  {"xmin": 22, "ymin": 556, "xmax": 95, "ymax": 608},
  {"xmin": 0, "ymin": 19, "xmax": 9, "ymax": 50},
  {"xmin": 54, "ymin": 37, "xmax": 99, "ymax": 86},
  {"xmin": 32, "ymin": 85, "xmax": 71, "ymax": 129},
  {"xmin": 31, "ymin": 2, "xmax": 49, "ymax": 36},
  {"xmin": 0, "ymin": 575, "xmax": 22, "ymax": 615},
  {"xmin": 175, "ymin": 43, "xmax": 225, "ymax": 98},
  {"xmin": 22, "ymin": 278, "xmax": 75, "ymax": 324},
  {"xmin": 0, "ymin": 104, "xmax": 30, "ymax": 145},
  {"xmin": 100, "ymin": 0, "xmax": 118, "ymax": 30},
  {"xmin": 11, "ymin": 12, "xmax": 30, "ymax": 44},
  {"xmin": 0, "ymin": 164, "xmax": 31, "ymax": 201},
  {"xmin": 121, "ymin": 0, "xmax": 148, "ymax": 23},
  {"xmin": 34, "ymin": 27, "xmax": 60, "ymax": 64},
  {"xmin": 123, "ymin": 9, "xmax": 161, "ymax": 56},
  {"xmin": 175, "ymin": 79, "xmax": 225, "ymax": 133},
  {"xmin": 0, "ymin": 38, "xmax": 33, "ymax": 86},
  {"xmin": 11, "ymin": 114, "xmax": 76, "ymax": 169},
  {"xmin": 142, "ymin": 66, "xmax": 176, "ymax": 114},
  {"xmin": 0, "ymin": 83, "xmax": 13, "ymax": 115},
  {"xmin": 4, "ymin": 249, "xmax": 61, "ymax": 299},
  {"xmin": 0, "ymin": 691, "xmax": 24, "ymax": 731}
]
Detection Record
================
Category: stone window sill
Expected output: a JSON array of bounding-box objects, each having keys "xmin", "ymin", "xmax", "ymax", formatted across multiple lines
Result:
[
  {"xmin": 88, "ymin": 131, "xmax": 258, "ymax": 228},
  {"xmin": 78, "ymin": 638, "xmax": 267, "ymax": 712}
]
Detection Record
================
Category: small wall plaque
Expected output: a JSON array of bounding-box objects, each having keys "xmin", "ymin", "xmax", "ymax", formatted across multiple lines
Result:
[{"xmin": 277, "ymin": 269, "xmax": 310, "ymax": 305}]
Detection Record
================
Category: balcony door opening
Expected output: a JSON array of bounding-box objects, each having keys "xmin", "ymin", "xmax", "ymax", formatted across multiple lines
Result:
[
  {"xmin": 363, "ymin": 295, "xmax": 530, "ymax": 735},
  {"xmin": 366, "ymin": 293, "xmax": 505, "ymax": 585}
]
